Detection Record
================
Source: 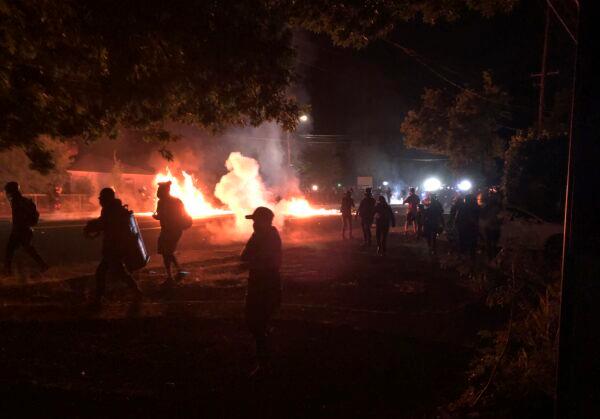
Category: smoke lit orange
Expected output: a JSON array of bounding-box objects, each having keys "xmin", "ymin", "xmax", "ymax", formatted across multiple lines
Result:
[{"xmin": 154, "ymin": 168, "xmax": 230, "ymax": 218}]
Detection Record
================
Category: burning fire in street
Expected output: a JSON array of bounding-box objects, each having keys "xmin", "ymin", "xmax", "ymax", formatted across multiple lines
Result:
[
  {"xmin": 277, "ymin": 197, "xmax": 338, "ymax": 218},
  {"xmin": 154, "ymin": 168, "xmax": 230, "ymax": 218},
  {"xmin": 151, "ymin": 154, "xmax": 337, "ymax": 226}
]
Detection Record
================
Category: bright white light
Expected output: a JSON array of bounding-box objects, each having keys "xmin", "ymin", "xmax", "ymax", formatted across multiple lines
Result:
[
  {"xmin": 423, "ymin": 177, "xmax": 442, "ymax": 192},
  {"xmin": 311, "ymin": 184, "xmax": 319, "ymax": 191},
  {"xmin": 382, "ymin": 181, "xmax": 389, "ymax": 186},
  {"xmin": 457, "ymin": 180, "xmax": 472, "ymax": 191},
  {"xmin": 299, "ymin": 114, "xmax": 309, "ymax": 123}
]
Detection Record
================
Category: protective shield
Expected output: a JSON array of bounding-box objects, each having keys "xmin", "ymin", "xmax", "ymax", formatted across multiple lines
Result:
[{"xmin": 125, "ymin": 212, "xmax": 149, "ymax": 271}]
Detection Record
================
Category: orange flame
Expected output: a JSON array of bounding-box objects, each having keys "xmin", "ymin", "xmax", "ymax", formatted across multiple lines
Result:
[
  {"xmin": 152, "ymin": 154, "xmax": 338, "ymax": 224},
  {"xmin": 154, "ymin": 168, "xmax": 230, "ymax": 218},
  {"xmin": 278, "ymin": 197, "xmax": 339, "ymax": 218}
]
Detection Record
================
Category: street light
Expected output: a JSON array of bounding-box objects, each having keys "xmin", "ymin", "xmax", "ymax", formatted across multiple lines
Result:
[
  {"xmin": 457, "ymin": 180, "xmax": 473, "ymax": 191},
  {"xmin": 423, "ymin": 177, "xmax": 442, "ymax": 192},
  {"xmin": 311, "ymin": 184, "xmax": 319, "ymax": 192},
  {"xmin": 287, "ymin": 114, "xmax": 310, "ymax": 166},
  {"xmin": 382, "ymin": 181, "xmax": 389, "ymax": 186}
]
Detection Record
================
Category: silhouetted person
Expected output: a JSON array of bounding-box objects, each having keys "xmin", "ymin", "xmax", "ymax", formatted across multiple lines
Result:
[
  {"xmin": 153, "ymin": 181, "xmax": 191, "ymax": 286},
  {"xmin": 423, "ymin": 194, "xmax": 445, "ymax": 255},
  {"xmin": 340, "ymin": 190, "xmax": 355, "ymax": 239},
  {"xmin": 478, "ymin": 192, "xmax": 502, "ymax": 261},
  {"xmin": 456, "ymin": 194, "xmax": 480, "ymax": 259},
  {"xmin": 447, "ymin": 194, "xmax": 464, "ymax": 249},
  {"xmin": 416, "ymin": 203, "xmax": 425, "ymax": 237},
  {"xmin": 374, "ymin": 196, "xmax": 395, "ymax": 255},
  {"xmin": 404, "ymin": 187, "xmax": 420, "ymax": 235},
  {"xmin": 356, "ymin": 188, "xmax": 376, "ymax": 247},
  {"xmin": 3, "ymin": 182, "xmax": 48, "ymax": 276},
  {"xmin": 241, "ymin": 206, "xmax": 282, "ymax": 376},
  {"xmin": 385, "ymin": 186, "xmax": 392, "ymax": 204},
  {"xmin": 84, "ymin": 188, "xmax": 141, "ymax": 304}
]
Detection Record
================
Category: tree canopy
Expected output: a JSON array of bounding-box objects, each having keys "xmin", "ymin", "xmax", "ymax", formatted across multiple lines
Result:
[
  {"xmin": 1, "ymin": 0, "xmax": 518, "ymax": 171},
  {"xmin": 400, "ymin": 72, "xmax": 510, "ymax": 181}
]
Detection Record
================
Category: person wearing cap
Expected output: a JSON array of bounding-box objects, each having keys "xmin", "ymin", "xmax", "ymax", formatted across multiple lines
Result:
[
  {"xmin": 3, "ymin": 181, "xmax": 48, "ymax": 276},
  {"xmin": 241, "ymin": 206, "xmax": 282, "ymax": 376},
  {"xmin": 356, "ymin": 187, "xmax": 376, "ymax": 247},
  {"xmin": 153, "ymin": 181, "xmax": 191, "ymax": 286},
  {"xmin": 84, "ymin": 187, "xmax": 141, "ymax": 304},
  {"xmin": 340, "ymin": 190, "xmax": 355, "ymax": 240}
]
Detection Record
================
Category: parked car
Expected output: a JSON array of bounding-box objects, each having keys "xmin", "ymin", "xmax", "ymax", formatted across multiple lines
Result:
[{"xmin": 499, "ymin": 206, "xmax": 563, "ymax": 260}]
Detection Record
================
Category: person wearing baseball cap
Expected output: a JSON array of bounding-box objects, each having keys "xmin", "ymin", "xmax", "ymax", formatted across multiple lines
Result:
[{"xmin": 241, "ymin": 206, "xmax": 281, "ymax": 377}]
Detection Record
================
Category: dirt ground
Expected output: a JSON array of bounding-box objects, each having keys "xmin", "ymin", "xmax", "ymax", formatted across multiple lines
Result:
[{"xmin": 0, "ymin": 217, "xmax": 483, "ymax": 418}]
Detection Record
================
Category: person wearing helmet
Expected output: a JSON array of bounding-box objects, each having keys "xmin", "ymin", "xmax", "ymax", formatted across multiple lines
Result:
[
  {"xmin": 356, "ymin": 187, "xmax": 376, "ymax": 247},
  {"xmin": 241, "ymin": 206, "xmax": 282, "ymax": 376},
  {"xmin": 153, "ymin": 181, "xmax": 191, "ymax": 286},
  {"xmin": 84, "ymin": 188, "xmax": 141, "ymax": 304},
  {"xmin": 3, "ymin": 181, "xmax": 48, "ymax": 276}
]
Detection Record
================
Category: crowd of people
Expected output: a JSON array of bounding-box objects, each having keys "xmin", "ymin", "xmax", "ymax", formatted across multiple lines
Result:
[
  {"xmin": 3, "ymin": 179, "xmax": 503, "ymax": 378},
  {"xmin": 2, "ymin": 180, "xmax": 281, "ymax": 377},
  {"xmin": 339, "ymin": 185, "xmax": 504, "ymax": 260}
]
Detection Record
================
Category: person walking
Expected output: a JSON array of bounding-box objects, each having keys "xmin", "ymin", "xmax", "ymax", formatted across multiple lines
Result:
[
  {"xmin": 356, "ymin": 188, "xmax": 376, "ymax": 247},
  {"xmin": 422, "ymin": 194, "xmax": 445, "ymax": 255},
  {"xmin": 373, "ymin": 196, "xmax": 396, "ymax": 255},
  {"xmin": 478, "ymin": 191, "xmax": 502, "ymax": 261},
  {"xmin": 403, "ymin": 187, "xmax": 420, "ymax": 235},
  {"xmin": 456, "ymin": 194, "xmax": 480, "ymax": 259},
  {"xmin": 153, "ymin": 181, "xmax": 191, "ymax": 286},
  {"xmin": 385, "ymin": 186, "xmax": 392, "ymax": 204},
  {"xmin": 84, "ymin": 188, "xmax": 142, "ymax": 305},
  {"xmin": 340, "ymin": 190, "xmax": 355, "ymax": 240},
  {"xmin": 3, "ymin": 182, "xmax": 48, "ymax": 276},
  {"xmin": 241, "ymin": 206, "xmax": 282, "ymax": 377}
]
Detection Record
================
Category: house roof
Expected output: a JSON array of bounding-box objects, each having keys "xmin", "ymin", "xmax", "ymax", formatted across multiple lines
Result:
[{"xmin": 69, "ymin": 155, "xmax": 154, "ymax": 175}]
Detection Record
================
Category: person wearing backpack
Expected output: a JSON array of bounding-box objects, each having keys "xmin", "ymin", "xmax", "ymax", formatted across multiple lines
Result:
[
  {"xmin": 153, "ymin": 181, "xmax": 191, "ymax": 286},
  {"xmin": 84, "ymin": 187, "xmax": 142, "ymax": 304},
  {"xmin": 3, "ymin": 181, "xmax": 48, "ymax": 276}
]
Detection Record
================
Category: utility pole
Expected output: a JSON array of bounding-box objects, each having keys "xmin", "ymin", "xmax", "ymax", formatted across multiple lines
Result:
[
  {"xmin": 555, "ymin": 0, "xmax": 600, "ymax": 417},
  {"xmin": 531, "ymin": 6, "xmax": 559, "ymax": 136}
]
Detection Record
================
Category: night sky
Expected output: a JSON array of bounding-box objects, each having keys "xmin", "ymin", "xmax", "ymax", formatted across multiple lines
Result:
[{"xmin": 76, "ymin": 1, "xmax": 574, "ymax": 188}]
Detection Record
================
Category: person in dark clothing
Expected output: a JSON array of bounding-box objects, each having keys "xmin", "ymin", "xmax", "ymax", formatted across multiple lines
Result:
[
  {"xmin": 373, "ymin": 196, "xmax": 396, "ymax": 255},
  {"xmin": 478, "ymin": 192, "xmax": 502, "ymax": 261},
  {"xmin": 3, "ymin": 182, "xmax": 48, "ymax": 276},
  {"xmin": 385, "ymin": 187, "xmax": 392, "ymax": 204},
  {"xmin": 356, "ymin": 188, "xmax": 376, "ymax": 247},
  {"xmin": 84, "ymin": 188, "xmax": 141, "ymax": 304},
  {"xmin": 455, "ymin": 194, "xmax": 480, "ymax": 258},
  {"xmin": 340, "ymin": 190, "xmax": 355, "ymax": 239},
  {"xmin": 153, "ymin": 181, "xmax": 190, "ymax": 285},
  {"xmin": 404, "ymin": 187, "xmax": 420, "ymax": 235},
  {"xmin": 423, "ymin": 194, "xmax": 445, "ymax": 255},
  {"xmin": 447, "ymin": 194, "xmax": 464, "ymax": 249},
  {"xmin": 241, "ymin": 206, "xmax": 282, "ymax": 376},
  {"xmin": 416, "ymin": 203, "xmax": 425, "ymax": 238}
]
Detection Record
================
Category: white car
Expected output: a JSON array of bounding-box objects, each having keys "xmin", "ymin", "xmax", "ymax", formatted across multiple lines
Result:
[{"xmin": 499, "ymin": 206, "xmax": 563, "ymax": 259}]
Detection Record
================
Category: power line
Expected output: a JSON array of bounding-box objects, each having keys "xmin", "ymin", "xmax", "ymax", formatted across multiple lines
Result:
[
  {"xmin": 383, "ymin": 39, "xmax": 531, "ymax": 113},
  {"xmin": 546, "ymin": 0, "xmax": 577, "ymax": 43}
]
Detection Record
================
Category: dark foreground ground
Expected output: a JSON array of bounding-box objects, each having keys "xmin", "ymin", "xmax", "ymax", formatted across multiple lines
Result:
[{"xmin": 0, "ymin": 216, "xmax": 483, "ymax": 418}]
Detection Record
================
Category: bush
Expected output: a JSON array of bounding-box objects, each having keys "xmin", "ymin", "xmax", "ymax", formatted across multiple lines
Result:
[{"xmin": 502, "ymin": 132, "xmax": 567, "ymax": 222}]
